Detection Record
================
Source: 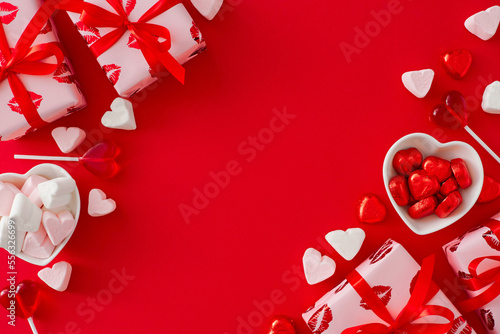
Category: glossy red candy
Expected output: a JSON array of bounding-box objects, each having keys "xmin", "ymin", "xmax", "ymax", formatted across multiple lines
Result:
[
  {"xmin": 408, "ymin": 196, "xmax": 438, "ymax": 219},
  {"xmin": 0, "ymin": 280, "xmax": 40, "ymax": 319},
  {"xmin": 357, "ymin": 194, "xmax": 387, "ymax": 224},
  {"xmin": 440, "ymin": 177, "xmax": 459, "ymax": 197},
  {"xmin": 389, "ymin": 175, "xmax": 411, "ymax": 206},
  {"xmin": 441, "ymin": 49, "xmax": 472, "ymax": 79},
  {"xmin": 81, "ymin": 141, "xmax": 121, "ymax": 178},
  {"xmin": 430, "ymin": 91, "xmax": 468, "ymax": 130},
  {"xmin": 451, "ymin": 158, "xmax": 472, "ymax": 189},
  {"xmin": 267, "ymin": 315, "xmax": 297, "ymax": 334},
  {"xmin": 422, "ymin": 156, "xmax": 452, "ymax": 182},
  {"xmin": 435, "ymin": 191, "xmax": 463, "ymax": 218},
  {"xmin": 478, "ymin": 175, "xmax": 500, "ymax": 203},
  {"xmin": 392, "ymin": 148, "xmax": 423, "ymax": 176},
  {"xmin": 408, "ymin": 170, "xmax": 440, "ymax": 200}
]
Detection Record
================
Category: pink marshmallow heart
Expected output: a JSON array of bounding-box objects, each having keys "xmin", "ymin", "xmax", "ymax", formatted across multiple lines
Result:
[
  {"xmin": 22, "ymin": 175, "xmax": 48, "ymax": 208},
  {"xmin": 22, "ymin": 225, "xmax": 55, "ymax": 259},
  {"xmin": 42, "ymin": 210, "xmax": 76, "ymax": 246},
  {"xmin": 302, "ymin": 248, "xmax": 336, "ymax": 285},
  {"xmin": 38, "ymin": 261, "xmax": 72, "ymax": 292},
  {"xmin": 51, "ymin": 127, "xmax": 86, "ymax": 154},
  {"xmin": 88, "ymin": 189, "xmax": 116, "ymax": 217}
]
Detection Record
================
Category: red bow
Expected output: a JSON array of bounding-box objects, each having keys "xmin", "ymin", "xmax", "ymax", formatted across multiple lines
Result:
[
  {"xmin": 457, "ymin": 219, "xmax": 500, "ymax": 313},
  {"xmin": 0, "ymin": 0, "xmax": 66, "ymax": 129},
  {"xmin": 342, "ymin": 255, "xmax": 454, "ymax": 334},
  {"xmin": 59, "ymin": 0, "xmax": 185, "ymax": 84}
]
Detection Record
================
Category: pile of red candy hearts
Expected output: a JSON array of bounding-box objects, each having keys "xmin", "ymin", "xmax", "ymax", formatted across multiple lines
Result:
[{"xmin": 389, "ymin": 147, "xmax": 472, "ymax": 219}]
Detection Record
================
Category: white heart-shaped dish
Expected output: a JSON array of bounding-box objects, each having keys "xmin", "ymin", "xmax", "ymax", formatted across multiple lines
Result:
[
  {"xmin": 383, "ymin": 133, "xmax": 483, "ymax": 235},
  {"xmin": 0, "ymin": 164, "xmax": 80, "ymax": 266}
]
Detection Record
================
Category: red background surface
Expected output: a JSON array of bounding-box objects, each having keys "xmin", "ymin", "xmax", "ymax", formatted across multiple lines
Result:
[{"xmin": 2, "ymin": 0, "xmax": 500, "ymax": 333}]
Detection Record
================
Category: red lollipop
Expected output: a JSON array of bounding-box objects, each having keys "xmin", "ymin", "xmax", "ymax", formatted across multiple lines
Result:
[
  {"xmin": 430, "ymin": 91, "xmax": 500, "ymax": 164},
  {"xmin": 0, "ymin": 280, "xmax": 40, "ymax": 333},
  {"xmin": 14, "ymin": 141, "xmax": 121, "ymax": 178}
]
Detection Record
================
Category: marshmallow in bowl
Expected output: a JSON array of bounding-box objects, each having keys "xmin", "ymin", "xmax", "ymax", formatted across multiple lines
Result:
[
  {"xmin": 9, "ymin": 193, "xmax": 43, "ymax": 232},
  {"xmin": 38, "ymin": 177, "xmax": 76, "ymax": 209}
]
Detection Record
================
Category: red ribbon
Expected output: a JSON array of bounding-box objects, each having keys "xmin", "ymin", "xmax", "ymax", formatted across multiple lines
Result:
[
  {"xmin": 59, "ymin": 0, "xmax": 185, "ymax": 84},
  {"xmin": 0, "ymin": 0, "xmax": 66, "ymax": 129},
  {"xmin": 457, "ymin": 219, "xmax": 500, "ymax": 313},
  {"xmin": 342, "ymin": 255, "xmax": 454, "ymax": 334}
]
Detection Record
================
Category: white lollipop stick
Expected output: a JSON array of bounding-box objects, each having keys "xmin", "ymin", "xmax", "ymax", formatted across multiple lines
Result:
[
  {"xmin": 464, "ymin": 126, "xmax": 500, "ymax": 164},
  {"xmin": 14, "ymin": 155, "xmax": 80, "ymax": 162},
  {"xmin": 27, "ymin": 317, "xmax": 38, "ymax": 334}
]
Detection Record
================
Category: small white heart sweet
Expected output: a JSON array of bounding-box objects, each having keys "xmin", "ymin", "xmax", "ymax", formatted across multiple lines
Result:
[
  {"xmin": 302, "ymin": 248, "xmax": 335, "ymax": 285},
  {"xmin": 482, "ymin": 81, "xmax": 500, "ymax": 114},
  {"xmin": 88, "ymin": 189, "xmax": 116, "ymax": 217},
  {"xmin": 101, "ymin": 98, "xmax": 136, "ymax": 130},
  {"xmin": 402, "ymin": 69, "xmax": 434, "ymax": 98},
  {"xmin": 38, "ymin": 261, "xmax": 72, "ymax": 291},
  {"xmin": 51, "ymin": 127, "xmax": 86, "ymax": 153},
  {"xmin": 465, "ymin": 6, "xmax": 500, "ymax": 41},
  {"xmin": 191, "ymin": 0, "xmax": 223, "ymax": 20},
  {"xmin": 325, "ymin": 228, "xmax": 365, "ymax": 261}
]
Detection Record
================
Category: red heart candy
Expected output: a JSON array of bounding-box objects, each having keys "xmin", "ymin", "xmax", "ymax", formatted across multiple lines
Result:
[
  {"xmin": 441, "ymin": 49, "xmax": 472, "ymax": 79},
  {"xmin": 357, "ymin": 194, "xmax": 387, "ymax": 223},
  {"xmin": 440, "ymin": 177, "xmax": 459, "ymax": 197},
  {"xmin": 81, "ymin": 141, "xmax": 121, "ymax": 178},
  {"xmin": 392, "ymin": 148, "xmax": 423, "ymax": 176},
  {"xmin": 430, "ymin": 91, "xmax": 468, "ymax": 129},
  {"xmin": 389, "ymin": 175, "xmax": 411, "ymax": 206},
  {"xmin": 408, "ymin": 170, "xmax": 440, "ymax": 200},
  {"xmin": 435, "ymin": 191, "xmax": 462, "ymax": 218},
  {"xmin": 451, "ymin": 158, "xmax": 472, "ymax": 189},
  {"xmin": 478, "ymin": 175, "xmax": 500, "ymax": 203},
  {"xmin": 408, "ymin": 196, "xmax": 438, "ymax": 219},
  {"xmin": 422, "ymin": 156, "xmax": 452, "ymax": 182},
  {"xmin": 0, "ymin": 280, "xmax": 40, "ymax": 319},
  {"xmin": 267, "ymin": 315, "xmax": 297, "ymax": 334}
]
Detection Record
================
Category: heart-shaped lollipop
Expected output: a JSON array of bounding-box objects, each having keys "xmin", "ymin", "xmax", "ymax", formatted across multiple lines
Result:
[
  {"xmin": 431, "ymin": 91, "xmax": 500, "ymax": 164},
  {"xmin": 15, "ymin": 141, "xmax": 121, "ymax": 178},
  {"xmin": 0, "ymin": 280, "xmax": 40, "ymax": 333}
]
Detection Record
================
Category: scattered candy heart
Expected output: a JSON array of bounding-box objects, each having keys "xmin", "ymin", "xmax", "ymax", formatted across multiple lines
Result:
[
  {"xmin": 0, "ymin": 280, "xmax": 40, "ymax": 319},
  {"xmin": 267, "ymin": 315, "xmax": 297, "ymax": 334},
  {"xmin": 408, "ymin": 196, "xmax": 437, "ymax": 219},
  {"xmin": 15, "ymin": 140, "xmax": 121, "ymax": 178},
  {"xmin": 451, "ymin": 158, "xmax": 472, "ymax": 189},
  {"xmin": 357, "ymin": 194, "xmax": 387, "ymax": 223},
  {"xmin": 482, "ymin": 81, "xmax": 500, "ymax": 114},
  {"xmin": 302, "ymin": 248, "xmax": 335, "ymax": 285},
  {"xmin": 101, "ymin": 98, "xmax": 136, "ymax": 130},
  {"xmin": 191, "ymin": 0, "xmax": 223, "ymax": 20},
  {"xmin": 389, "ymin": 175, "xmax": 411, "ymax": 206},
  {"xmin": 38, "ymin": 261, "xmax": 72, "ymax": 292},
  {"xmin": 435, "ymin": 191, "xmax": 462, "ymax": 218},
  {"xmin": 478, "ymin": 175, "xmax": 500, "ymax": 203},
  {"xmin": 88, "ymin": 189, "xmax": 116, "ymax": 217},
  {"xmin": 441, "ymin": 49, "xmax": 472, "ymax": 79},
  {"xmin": 392, "ymin": 147, "xmax": 423, "ymax": 176},
  {"xmin": 51, "ymin": 127, "xmax": 86, "ymax": 153},
  {"xmin": 401, "ymin": 69, "xmax": 434, "ymax": 98},
  {"xmin": 464, "ymin": 5, "xmax": 500, "ymax": 41},
  {"xmin": 325, "ymin": 228, "xmax": 365, "ymax": 261}
]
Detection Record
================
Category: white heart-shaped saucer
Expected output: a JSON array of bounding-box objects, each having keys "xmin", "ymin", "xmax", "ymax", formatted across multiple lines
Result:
[{"xmin": 383, "ymin": 133, "xmax": 483, "ymax": 235}]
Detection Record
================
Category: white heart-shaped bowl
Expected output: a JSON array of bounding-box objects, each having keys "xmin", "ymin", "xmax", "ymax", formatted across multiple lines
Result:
[
  {"xmin": 0, "ymin": 164, "xmax": 80, "ymax": 266},
  {"xmin": 383, "ymin": 133, "xmax": 483, "ymax": 235}
]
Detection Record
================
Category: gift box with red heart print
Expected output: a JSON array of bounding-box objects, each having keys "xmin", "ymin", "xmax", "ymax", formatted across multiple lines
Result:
[
  {"xmin": 58, "ymin": 0, "xmax": 207, "ymax": 98},
  {"xmin": 303, "ymin": 239, "xmax": 475, "ymax": 334},
  {"xmin": 0, "ymin": 0, "xmax": 86, "ymax": 141},
  {"xmin": 443, "ymin": 212, "xmax": 500, "ymax": 334}
]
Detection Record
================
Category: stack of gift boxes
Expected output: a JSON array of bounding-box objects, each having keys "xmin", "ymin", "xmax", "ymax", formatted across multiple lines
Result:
[
  {"xmin": 0, "ymin": 0, "xmax": 206, "ymax": 141},
  {"xmin": 302, "ymin": 212, "xmax": 500, "ymax": 334}
]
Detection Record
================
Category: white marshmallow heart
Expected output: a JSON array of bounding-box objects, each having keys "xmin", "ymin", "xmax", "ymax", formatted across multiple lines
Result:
[
  {"xmin": 402, "ymin": 69, "xmax": 434, "ymax": 98},
  {"xmin": 10, "ymin": 193, "xmax": 43, "ymax": 232},
  {"xmin": 101, "ymin": 98, "xmax": 136, "ymax": 130},
  {"xmin": 465, "ymin": 6, "xmax": 500, "ymax": 41},
  {"xmin": 302, "ymin": 248, "xmax": 335, "ymax": 285},
  {"xmin": 88, "ymin": 189, "xmax": 116, "ymax": 217},
  {"xmin": 325, "ymin": 228, "xmax": 365, "ymax": 261},
  {"xmin": 52, "ymin": 127, "xmax": 86, "ymax": 154},
  {"xmin": 191, "ymin": 0, "xmax": 223, "ymax": 20},
  {"xmin": 482, "ymin": 81, "xmax": 500, "ymax": 114},
  {"xmin": 38, "ymin": 261, "xmax": 72, "ymax": 292}
]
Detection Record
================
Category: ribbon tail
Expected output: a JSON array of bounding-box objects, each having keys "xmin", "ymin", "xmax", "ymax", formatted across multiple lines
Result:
[
  {"xmin": 139, "ymin": 41, "xmax": 185, "ymax": 84},
  {"xmin": 459, "ymin": 280, "xmax": 500, "ymax": 313}
]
